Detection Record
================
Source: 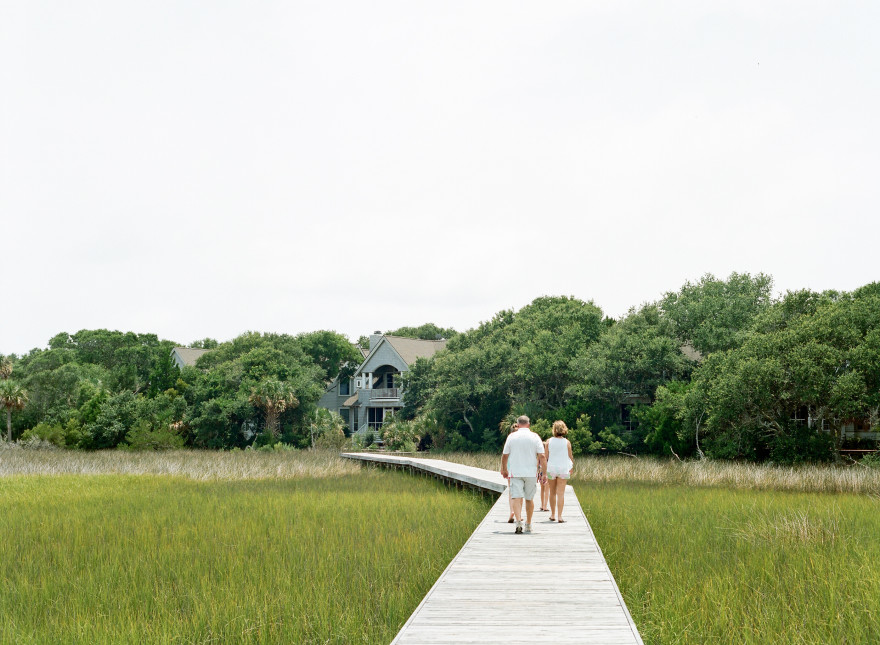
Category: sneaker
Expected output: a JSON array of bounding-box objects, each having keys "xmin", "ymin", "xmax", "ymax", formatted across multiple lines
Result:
[
  {"xmin": 524, "ymin": 523, "xmax": 532, "ymax": 534},
  {"xmin": 515, "ymin": 520, "xmax": 523, "ymax": 534}
]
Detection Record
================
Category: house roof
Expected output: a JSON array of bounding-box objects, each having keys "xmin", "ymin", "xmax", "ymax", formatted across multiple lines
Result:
[
  {"xmin": 680, "ymin": 343, "xmax": 704, "ymax": 363},
  {"xmin": 343, "ymin": 394, "xmax": 360, "ymax": 407},
  {"xmin": 382, "ymin": 336, "xmax": 447, "ymax": 365},
  {"xmin": 171, "ymin": 347, "xmax": 211, "ymax": 367}
]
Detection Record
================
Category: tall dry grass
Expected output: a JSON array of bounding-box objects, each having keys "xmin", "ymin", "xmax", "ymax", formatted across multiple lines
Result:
[
  {"xmin": 6, "ymin": 445, "xmax": 880, "ymax": 494},
  {"xmin": 432, "ymin": 452, "xmax": 880, "ymax": 495},
  {"xmin": 0, "ymin": 445, "xmax": 361, "ymax": 480}
]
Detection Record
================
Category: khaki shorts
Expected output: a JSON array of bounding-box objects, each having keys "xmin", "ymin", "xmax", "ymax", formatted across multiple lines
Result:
[{"xmin": 509, "ymin": 476, "xmax": 537, "ymax": 500}]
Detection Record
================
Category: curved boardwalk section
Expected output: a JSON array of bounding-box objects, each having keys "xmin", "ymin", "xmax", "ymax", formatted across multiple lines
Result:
[{"xmin": 342, "ymin": 453, "xmax": 643, "ymax": 645}]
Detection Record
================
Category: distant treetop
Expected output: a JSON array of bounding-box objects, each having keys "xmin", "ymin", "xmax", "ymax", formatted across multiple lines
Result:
[{"xmin": 385, "ymin": 323, "xmax": 458, "ymax": 341}]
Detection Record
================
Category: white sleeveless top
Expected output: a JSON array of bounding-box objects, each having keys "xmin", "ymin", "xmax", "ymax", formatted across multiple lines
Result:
[{"xmin": 546, "ymin": 437, "xmax": 572, "ymax": 471}]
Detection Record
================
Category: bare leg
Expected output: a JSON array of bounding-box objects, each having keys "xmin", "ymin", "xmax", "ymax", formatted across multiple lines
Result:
[
  {"xmin": 542, "ymin": 479, "xmax": 550, "ymax": 510},
  {"xmin": 508, "ymin": 486, "xmax": 515, "ymax": 520},
  {"xmin": 548, "ymin": 478, "xmax": 558, "ymax": 520},
  {"xmin": 556, "ymin": 481, "xmax": 566, "ymax": 521},
  {"xmin": 512, "ymin": 497, "xmax": 524, "ymax": 522},
  {"xmin": 525, "ymin": 499, "xmax": 534, "ymax": 525}
]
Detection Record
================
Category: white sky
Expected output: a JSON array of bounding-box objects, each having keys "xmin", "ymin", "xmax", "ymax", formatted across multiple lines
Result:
[{"xmin": 2, "ymin": 1, "xmax": 878, "ymax": 356}]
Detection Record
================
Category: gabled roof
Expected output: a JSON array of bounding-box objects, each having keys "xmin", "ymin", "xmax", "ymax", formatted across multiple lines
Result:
[
  {"xmin": 351, "ymin": 335, "xmax": 447, "ymax": 382},
  {"xmin": 382, "ymin": 336, "xmax": 447, "ymax": 364},
  {"xmin": 680, "ymin": 343, "xmax": 704, "ymax": 363},
  {"xmin": 171, "ymin": 346, "xmax": 211, "ymax": 367}
]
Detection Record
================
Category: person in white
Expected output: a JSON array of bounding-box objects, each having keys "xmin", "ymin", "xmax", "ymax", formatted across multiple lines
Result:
[
  {"xmin": 500, "ymin": 415, "xmax": 547, "ymax": 534},
  {"xmin": 546, "ymin": 420, "xmax": 575, "ymax": 522}
]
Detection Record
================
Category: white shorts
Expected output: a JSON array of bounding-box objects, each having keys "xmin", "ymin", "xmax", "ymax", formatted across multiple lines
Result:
[
  {"xmin": 547, "ymin": 469, "xmax": 570, "ymax": 480},
  {"xmin": 509, "ymin": 477, "xmax": 537, "ymax": 500}
]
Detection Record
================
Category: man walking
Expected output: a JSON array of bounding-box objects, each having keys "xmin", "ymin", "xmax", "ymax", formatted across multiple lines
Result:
[{"xmin": 500, "ymin": 415, "xmax": 547, "ymax": 534}]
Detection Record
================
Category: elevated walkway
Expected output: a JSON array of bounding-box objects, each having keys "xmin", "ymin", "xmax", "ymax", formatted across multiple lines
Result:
[{"xmin": 341, "ymin": 453, "xmax": 644, "ymax": 645}]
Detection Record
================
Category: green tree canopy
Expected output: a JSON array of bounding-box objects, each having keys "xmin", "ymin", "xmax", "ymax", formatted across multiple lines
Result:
[
  {"xmin": 296, "ymin": 331, "xmax": 362, "ymax": 381},
  {"xmin": 386, "ymin": 323, "xmax": 458, "ymax": 341},
  {"xmin": 660, "ymin": 272, "xmax": 774, "ymax": 355}
]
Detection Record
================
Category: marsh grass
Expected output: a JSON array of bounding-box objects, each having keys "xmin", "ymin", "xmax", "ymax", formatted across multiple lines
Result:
[
  {"xmin": 0, "ymin": 468, "xmax": 491, "ymax": 645},
  {"xmin": 435, "ymin": 452, "xmax": 880, "ymax": 495},
  {"xmin": 729, "ymin": 508, "xmax": 842, "ymax": 546},
  {"xmin": 0, "ymin": 445, "xmax": 361, "ymax": 480},
  {"xmin": 581, "ymin": 482, "xmax": 880, "ymax": 644}
]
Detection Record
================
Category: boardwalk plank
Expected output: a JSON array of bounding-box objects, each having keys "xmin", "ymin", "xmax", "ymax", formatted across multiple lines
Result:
[{"xmin": 341, "ymin": 453, "xmax": 643, "ymax": 645}]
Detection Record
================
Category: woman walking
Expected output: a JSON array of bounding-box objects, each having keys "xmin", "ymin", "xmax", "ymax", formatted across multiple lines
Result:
[
  {"xmin": 546, "ymin": 421, "xmax": 574, "ymax": 522},
  {"xmin": 538, "ymin": 437, "xmax": 550, "ymax": 511},
  {"xmin": 507, "ymin": 422, "xmax": 517, "ymax": 523}
]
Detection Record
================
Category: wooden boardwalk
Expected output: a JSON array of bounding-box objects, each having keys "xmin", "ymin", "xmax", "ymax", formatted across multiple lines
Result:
[{"xmin": 342, "ymin": 453, "xmax": 644, "ymax": 645}]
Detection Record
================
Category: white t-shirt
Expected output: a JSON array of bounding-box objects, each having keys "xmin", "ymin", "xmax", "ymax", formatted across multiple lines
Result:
[{"xmin": 502, "ymin": 428, "xmax": 545, "ymax": 477}]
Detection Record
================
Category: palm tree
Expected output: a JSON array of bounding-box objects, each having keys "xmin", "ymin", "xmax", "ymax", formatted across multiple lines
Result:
[
  {"xmin": 0, "ymin": 381, "xmax": 28, "ymax": 442},
  {"xmin": 249, "ymin": 379, "xmax": 298, "ymax": 439},
  {"xmin": 0, "ymin": 357, "xmax": 12, "ymax": 380}
]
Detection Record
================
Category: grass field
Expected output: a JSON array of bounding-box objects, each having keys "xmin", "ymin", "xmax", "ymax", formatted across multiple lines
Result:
[
  {"xmin": 0, "ymin": 465, "xmax": 491, "ymax": 645},
  {"xmin": 4, "ymin": 448, "xmax": 880, "ymax": 644},
  {"xmin": 581, "ymin": 482, "xmax": 880, "ymax": 645}
]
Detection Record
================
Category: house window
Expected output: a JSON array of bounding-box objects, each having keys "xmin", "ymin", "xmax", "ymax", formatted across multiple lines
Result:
[
  {"xmin": 386, "ymin": 373, "xmax": 395, "ymax": 389},
  {"xmin": 339, "ymin": 380, "xmax": 350, "ymax": 396},
  {"xmin": 368, "ymin": 407, "xmax": 384, "ymax": 429},
  {"xmin": 620, "ymin": 404, "xmax": 634, "ymax": 432},
  {"xmin": 339, "ymin": 408, "xmax": 350, "ymax": 428}
]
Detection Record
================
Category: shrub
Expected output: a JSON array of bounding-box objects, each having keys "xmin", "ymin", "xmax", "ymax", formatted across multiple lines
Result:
[
  {"xmin": 568, "ymin": 413, "xmax": 594, "ymax": 456},
  {"xmin": 768, "ymin": 424, "xmax": 835, "ymax": 465},
  {"xmin": 588, "ymin": 425, "xmax": 628, "ymax": 454},
  {"xmin": 123, "ymin": 420, "xmax": 186, "ymax": 451},
  {"xmin": 21, "ymin": 422, "xmax": 66, "ymax": 447},
  {"xmin": 308, "ymin": 409, "xmax": 346, "ymax": 450},
  {"xmin": 531, "ymin": 419, "xmax": 552, "ymax": 441},
  {"xmin": 314, "ymin": 426, "xmax": 346, "ymax": 451},
  {"xmin": 256, "ymin": 441, "xmax": 298, "ymax": 453},
  {"xmin": 382, "ymin": 419, "xmax": 419, "ymax": 452},
  {"xmin": 859, "ymin": 451, "xmax": 880, "ymax": 469}
]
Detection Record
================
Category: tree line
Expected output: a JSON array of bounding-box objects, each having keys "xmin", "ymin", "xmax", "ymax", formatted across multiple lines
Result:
[
  {"xmin": 390, "ymin": 274, "xmax": 880, "ymax": 463},
  {"xmin": 2, "ymin": 274, "xmax": 878, "ymax": 462}
]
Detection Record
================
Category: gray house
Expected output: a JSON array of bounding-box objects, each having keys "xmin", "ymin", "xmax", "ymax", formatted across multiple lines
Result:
[
  {"xmin": 317, "ymin": 333, "xmax": 447, "ymax": 439},
  {"xmin": 171, "ymin": 346, "xmax": 211, "ymax": 370}
]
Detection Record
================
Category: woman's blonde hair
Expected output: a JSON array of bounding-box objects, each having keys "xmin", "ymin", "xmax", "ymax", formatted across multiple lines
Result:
[{"xmin": 552, "ymin": 420, "xmax": 568, "ymax": 437}]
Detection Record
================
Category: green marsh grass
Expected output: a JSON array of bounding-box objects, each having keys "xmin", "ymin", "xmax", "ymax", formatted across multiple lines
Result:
[
  {"xmin": 580, "ymin": 482, "xmax": 880, "ymax": 644},
  {"xmin": 0, "ymin": 468, "xmax": 491, "ymax": 644}
]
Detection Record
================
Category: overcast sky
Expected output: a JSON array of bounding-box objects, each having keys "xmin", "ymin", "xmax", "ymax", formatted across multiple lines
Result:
[{"xmin": 2, "ymin": 1, "xmax": 878, "ymax": 356}]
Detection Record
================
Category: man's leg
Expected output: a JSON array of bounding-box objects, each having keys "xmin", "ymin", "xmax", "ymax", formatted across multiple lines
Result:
[
  {"xmin": 522, "ymin": 477, "xmax": 538, "ymax": 528},
  {"xmin": 511, "ymin": 497, "xmax": 523, "ymax": 522},
  {"xmin": 509, "ymin": 478, "xmax": 525, "ymax": 525}
]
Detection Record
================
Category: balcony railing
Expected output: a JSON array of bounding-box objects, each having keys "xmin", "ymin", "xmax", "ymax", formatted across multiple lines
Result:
[{"xmin": 370, "ymin": 388, "xmax": 399, "ymax": 400}]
